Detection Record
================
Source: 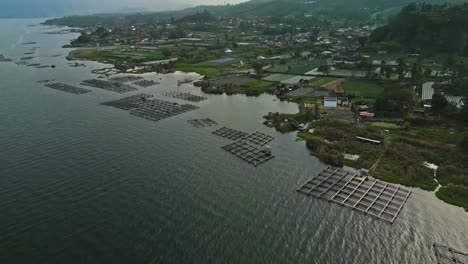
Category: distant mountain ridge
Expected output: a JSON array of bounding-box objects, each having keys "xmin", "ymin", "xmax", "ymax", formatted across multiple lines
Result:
[{"xmin": 43, "ymin": 0, "xmax": 468, "ymax": 26}]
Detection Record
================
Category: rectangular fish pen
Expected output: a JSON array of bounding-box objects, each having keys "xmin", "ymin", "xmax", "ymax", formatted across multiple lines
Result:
[
  {"xmin": 433, "ymin": 243, "xmax": 468, "ymax": 264},
  {"xmin": 213, "ymin": 127, "xmax": 249, "ymax": 141},
  {"xmin": 44, "ymin": 83, "xmax": 91, "ymax": 95},
  {"xmin": 222, "ymin": 140, "xmax": 274, "ymax": 166},
  {"xmin": 297, "ymin": 167, "xmax": 412, "ymax": 224}
]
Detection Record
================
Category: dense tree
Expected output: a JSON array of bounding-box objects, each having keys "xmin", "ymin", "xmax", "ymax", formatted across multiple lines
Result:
[
  {"xmin": 370, "ymin": 3, "xmax": 468, "ymax": 56},
  {"xmin": 375, "ymin": 86, "xmax": 416, "ymax": 117},
  {"xmin": 431, "ymin": 92, "xmax": 448, "ymax": 115},
  {"xmin": 460, "ymin": 135, "xmax": 468, "ymax": 155}
]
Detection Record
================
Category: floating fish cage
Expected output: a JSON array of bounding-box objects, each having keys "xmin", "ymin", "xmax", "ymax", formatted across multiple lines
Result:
[
  {"xmin": 222, "ymin": 140, "xmax": 274, "ymax": 166},
  {"xmin": 101, "ymin": 94, "xmax": 154, "ymax": 110},
  {"xmin": 244, "ymin": 131, "xmax": 274, "ymax": 146},
  {"xmin": 102, "ymin": 94, "xmax": 199, "ymax": 122},
  {"xmin": 44, "ymin": 83, "xmax": 91, "ymax": 95},
  {"xmin": 164, "ymin": 91, "xmax": 207, "ymax": 102},
  {"xmin": 81, "ymin": 79, "xmax": 137, "ymax": 93},
  {"xmin": 133, "ymin": 79, "xmax": 159, "ymax": 88},
  {"xmin": 212, "ymin": 127, "xmax": 249, "ymax": 140},
  {"xmin": 188, "ymin": 118, "xmax": 218, "ymax": 128},
  {"xmin": 297, "ymin": 167, "xmax": 412, "ymax": 224},
  {"xmin": 433, "ymin": 243, "xmax": 468, "ymax": 264},
  {"xmin": 109, "ymin": 75, "xmax": 143, "ymax": 83}
]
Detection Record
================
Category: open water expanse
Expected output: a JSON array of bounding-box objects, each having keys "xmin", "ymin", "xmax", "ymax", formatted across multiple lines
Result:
[{"xmin": 0, "ymin": 19, "xmax": 467, "ymax": 264}]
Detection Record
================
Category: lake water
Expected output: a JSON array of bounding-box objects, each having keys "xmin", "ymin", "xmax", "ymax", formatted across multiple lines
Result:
[{"xmin": 0, "ymin": 19, "xmax": 467, "ymax": 264}]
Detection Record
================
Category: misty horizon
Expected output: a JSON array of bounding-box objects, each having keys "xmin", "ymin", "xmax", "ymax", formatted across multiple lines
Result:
[{"xmin": 0, "ymin": 0, "xmax": 250, "ymax": 18}]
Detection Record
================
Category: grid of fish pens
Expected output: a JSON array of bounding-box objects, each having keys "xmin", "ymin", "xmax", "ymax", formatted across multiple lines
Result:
[
  {"xmin": 165, "ymin": 91, "xmax": 207, "ymax": 102},
  {"xmin": 222, "ymin": 140, "xmax": 274, "ymax": 166},
  {"xmin": 244, "ymin": 131, "xmax": 274, "ymax": 146},
  {"xmin": 433, "ymin": 244, "xmax": 468, "ymax": 264},
  {"xmin": 102, "ymin": 94, "xmax": 199, "ymax": 122},
  {"xmin": 130, "ymin": 99, "xmax": 199, "ymax": 122},
  {"xmin": 81, "ymin": 79, "xmax": 137, "ymax": 93},
  {"xmin": 101, "ymin": 94, "xmax": 154, "ymax": 110},
  {"xmin": 44, "ymin": 83, "xmax": 91, "ymax": 95},
  {"xmin": 297, "ymin": 167, "xmax": 412, "ymax": 224},
  {"xmin": 213, "ymin": 127, "xmax": 249, "ymax": 140},
  {"xmin": 109, "ymin": 75, "xmax": 143, "ymax": 83},
  {"xmin": 133, "ymin": 79, "xmax": 159, "ymax": 88},
  {"xmin": 188, "ymin": 118, "xmax": 218, "ymax": 128}
]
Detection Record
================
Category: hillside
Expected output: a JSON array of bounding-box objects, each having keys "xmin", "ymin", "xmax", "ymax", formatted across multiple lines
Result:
[
  {"xmin": 44, "ymin": 0, "xmax": 467, "ymax": 27},
  {"xmin": 370, "ymin": 3, "xmax": 468, "ymax": 55}
]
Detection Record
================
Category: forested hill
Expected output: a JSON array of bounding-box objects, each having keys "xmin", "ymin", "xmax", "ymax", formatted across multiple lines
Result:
[
  {"xmin": 370, "ymin": 3, "xmax": 468, "ymax": 55},
  {"xmin": 44, "ymin": 0, "xmax": 467, "ymax": 27}
]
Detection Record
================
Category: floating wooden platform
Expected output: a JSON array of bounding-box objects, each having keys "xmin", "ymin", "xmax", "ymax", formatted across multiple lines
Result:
[
  {"xmin": 44, "ymin": 83, "xmax": 91, "ymax": 95},
  {"xmin": 82, "ymin": 79, "xmax": 137, "ymax": 93},
  {"xmin": 213, "ymin": 127, "xmax": 249, "ymax": 140},
  {"xmin": 164, "ymin": 91, "xmax": 207, "ymax": 102},
  {"xmin": 109, "ymin": 75, "xmax": 143, "ymax": 83},
  {"xmin": 297, "ymin": 167, "xmax": 412, "ymax": 224},
  {"xmin": 244, "ymin": 131, "xmax": 274, "ymax": 146},
  {"xmin": 102, "ymin": 94, "xmax": 199, "ymax": 122},
  {"xmin": 188, "ymin": 118, "xmax": 218, "ymax": 128},
  {"xmin": 434, "ymin": 243, "xmax": 468, "ymax": 264},
  {"xmin": 222, "ymin": 140, "xmax": 274, "ymax": 166}
]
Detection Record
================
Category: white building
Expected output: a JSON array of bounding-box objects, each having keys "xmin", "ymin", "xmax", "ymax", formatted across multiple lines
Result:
[{"xmin": 324, "ymin": 97, "xmax": 338, "ymax": 108}]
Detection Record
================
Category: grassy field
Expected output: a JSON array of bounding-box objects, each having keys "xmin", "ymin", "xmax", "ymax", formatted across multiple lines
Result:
[
  {"xmin": 241, "ymin": 80, "xmax": 274, "ymax": 89},
  {"xmin": 309, "ymin": 77, "xmax": 339, "ymax": 86},
  {"xmin": 263, "ymin": 74, "xmax": 298, "ymax": 82},
  {"xmin": 371, "ymin": 122, "xmax": 400, "ymax": 129},
  {"xmin": 175, "ymin": 64, "xmax": 223, "ymax": 78},
  {"xmin": 342, "ymin": 80, "xmax": 384, "ymax": 98}
]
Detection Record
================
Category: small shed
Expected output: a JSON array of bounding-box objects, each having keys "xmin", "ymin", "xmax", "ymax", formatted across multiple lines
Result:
[{"xmin": 324, "ymin": 97, "xmax": 338, "ymax": 108}]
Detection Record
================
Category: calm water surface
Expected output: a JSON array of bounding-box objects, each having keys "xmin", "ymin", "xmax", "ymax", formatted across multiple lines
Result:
[{"xmin": 0, "ymin": 19, "xmax": 467, "ymax": 264}]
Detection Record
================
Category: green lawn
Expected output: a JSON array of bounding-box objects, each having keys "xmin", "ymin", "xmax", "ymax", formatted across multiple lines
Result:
[
  {"xmin": 371, "ymin": 122, "xmax": 400, "ymax": 129},
  {"xmin": 342, "ymin": 80, "xmax": 384, "ymax": 98}
]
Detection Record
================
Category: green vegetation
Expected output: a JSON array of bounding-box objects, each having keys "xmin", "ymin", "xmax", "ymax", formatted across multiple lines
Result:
[
  {"xmin": 342, "ymin": 80, "xmax": 384, "ymax": 98},
  {"xmin": 175, "ymin": 64, "xmax": 223, "ymax": 78},
  {"xmin": 371, "ymin": 3, "xmax": 468, "ymax": 56},
  {"xmin": 436, "ymin": 185, "xmax": 468, "ymax": 212},
  {"xmin": 370, "ymin": 122, "xmax": 400, "ymax": 129},
  {"xmin": 264, "ymin": 107, "xmax": 319, "ymax": 133}
]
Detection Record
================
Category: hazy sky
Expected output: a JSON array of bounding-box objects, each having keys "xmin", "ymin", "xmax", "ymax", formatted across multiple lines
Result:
[{"xmin": 0, "ymin": 0, "xmax": 250, "ymax": 18}]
